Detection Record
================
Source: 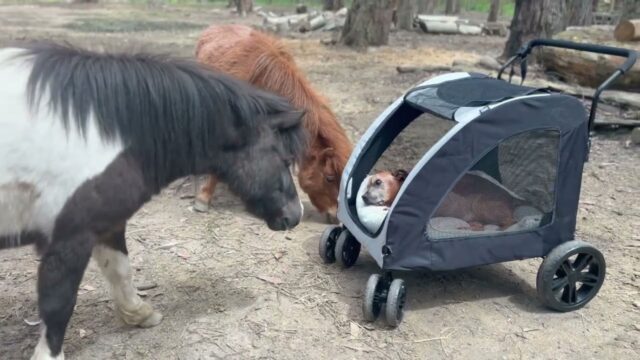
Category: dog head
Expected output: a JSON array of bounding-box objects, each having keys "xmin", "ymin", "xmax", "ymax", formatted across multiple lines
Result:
[{"xmin": 362, "ymin": 169, "xmax": 408, "ymax": 206}]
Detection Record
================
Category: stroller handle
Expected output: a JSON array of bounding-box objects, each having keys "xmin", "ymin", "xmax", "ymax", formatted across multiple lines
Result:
[{"xmin": 498, "ymin": 38, "xmax": 638, "ymax": 137}]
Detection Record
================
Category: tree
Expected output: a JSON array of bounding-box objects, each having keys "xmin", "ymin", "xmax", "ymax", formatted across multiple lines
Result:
[
  {"xmin": 487, "ymin": 0, "xmax": 501, "ymax": 22},
  {"xmin": 417, "ymin": 0, "xmax": 436, "ymax": 14},
  {"xmin": 396, "ymin": 0, "xmax": 417, "ymax": 30},
  {"xmin": 445, "ymin": 0, "xmax": 455, "ymax": 14},
  {"xmin": 566, "ymin": 0, "xmax": 593, "ymax": 26},
  {"xmin": 501, "ymin": 0, "xmax": 568, "ymax": 59},
  {"xmin": 454, "ymin": 0, "xmax": 461, "ymax": 14},
  {"xmin": 324, "ymin": 0, "xmax": 345, "ymax": 11},
  {"xmin": 235, "ymin": 0, "xmax": 253, "ymax": 17},
  {"xmin": 341, "ymin": 0, "xmax": 395, "ymax": 48}
]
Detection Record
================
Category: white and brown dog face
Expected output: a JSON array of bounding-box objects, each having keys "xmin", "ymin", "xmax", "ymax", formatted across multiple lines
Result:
[{"xmin": 362, "ymin": 169, "xmax": 408, "ymax": 206}]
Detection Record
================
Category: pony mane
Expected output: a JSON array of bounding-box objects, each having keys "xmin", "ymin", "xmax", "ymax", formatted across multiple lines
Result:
[
  {"xmin": 14, "ymin": 41, "xmax": 306, "ymax": 188},
  {"xmin": 196, "ymin": 28, "xmax": 352, "ymax": 170}
]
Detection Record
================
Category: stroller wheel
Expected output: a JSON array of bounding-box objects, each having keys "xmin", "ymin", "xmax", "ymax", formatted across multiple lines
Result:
[
  {"xmin": 385, "ymin": 278, "xmax": 407, "ymax": 327},
  {"xmin": 537, "ymin": 240, "xmax": 606, "ymax": 312},
  {"xmin": 363, "ymin": 274, "xmax": 384, "ymax": 322},
  {"xmin": 319, "ymin": 225, "xmax": 341, "ymax": 264},
  {"xmin": 335, "ymin": 230, "xmax": 361, "ymax": 268}
]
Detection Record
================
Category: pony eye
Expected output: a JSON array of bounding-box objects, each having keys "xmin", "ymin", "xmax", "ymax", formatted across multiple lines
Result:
[{"xmin": 325, "ymin": 175, "xmax": 336, "ymax": 183}]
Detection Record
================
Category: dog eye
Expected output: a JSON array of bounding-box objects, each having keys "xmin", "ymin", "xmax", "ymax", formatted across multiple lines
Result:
[{"xmin": 374, "ymin": 179, "xmax": 382, "ymax": 186}]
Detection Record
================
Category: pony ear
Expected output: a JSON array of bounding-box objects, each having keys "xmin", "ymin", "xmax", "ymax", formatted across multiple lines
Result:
[
  {"xmin": 393, "ymin": 169, "xmax": 408, "ymax": 182},
  {"xmin": 268, "ymin": 110, "xmax": 305, "ymax": 131}
]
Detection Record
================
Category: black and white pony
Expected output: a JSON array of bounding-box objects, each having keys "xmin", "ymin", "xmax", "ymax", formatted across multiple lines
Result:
[{"xmin": 0, "ymin": 41, "xmax": 307, "ymax": 360}]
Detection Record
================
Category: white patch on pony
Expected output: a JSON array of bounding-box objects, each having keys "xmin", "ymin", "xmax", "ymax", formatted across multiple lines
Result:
[
  {"xmin": 92, "ymin": 245, "xmax": 163, "ymax": 327},
  {"xmin": 0, "ymin": 48, "xmax": 125, "ymax": 242},
  {"xmin": 31, "ymin": 326, "xmax": 64, "ymax": 360}
]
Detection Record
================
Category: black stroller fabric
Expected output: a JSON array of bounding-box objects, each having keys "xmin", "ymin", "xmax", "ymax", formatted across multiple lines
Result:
[
  {"xmin": 405, "ymin": 76, "xmax": 547, "ymax": 119},
  {"xmin": 382, "ymin": 93, "xmax": 589, "ymax": 271}
]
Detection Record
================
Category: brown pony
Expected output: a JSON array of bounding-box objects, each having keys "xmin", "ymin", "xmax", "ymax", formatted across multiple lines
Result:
[{"xmin": 194, "ymin": 24, "xmax": 352, "ymax": 221}]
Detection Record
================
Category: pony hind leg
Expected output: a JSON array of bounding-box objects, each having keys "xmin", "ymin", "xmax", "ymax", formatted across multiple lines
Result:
[
  {"xmin": 194, "ymin": 174, "xmax": 219, "ymax": 213},
  {"xmin": 92, "ymin": 224, "xmax": 163, "ymax": 328},
  {"xmin": 32, "ymin": 231, "xmax": 96, "ymax": 360}
]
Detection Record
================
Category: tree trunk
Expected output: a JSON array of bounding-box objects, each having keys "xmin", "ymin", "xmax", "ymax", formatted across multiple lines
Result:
[
  {"xmin": 235, "ymin": 0, "xmax": 253, "ymax": 16},
  {"xmin": 324, "ymin": 0, "xmax": 345, "ymax": 11},
  {"xmin": 620, "ymin": 0, "xmax": 640, "ymax": 21},
  {"xmin": 454, "ymin": 0, "xmax": 461, "ymax": 14},
  {"xmin": 445, "ymin": 0, "xmax": 455, "ymax": 14},
  {"xmin": 592, "ymin": 0, "xmax": 599, "ymax": 12},
  {"xmin": 341, "ymin": 0, "xmax": 395, "ymax": 48},
  {"xmin": 396, "ymin": 0, "xmax": 417, "ymax": 30},
  {"xmin": 417, "ymin": 0, "xmax": 436, "ymax": 14},
  {"xmin": 73, "ymin": 0, "xmax": 99, "ymax": 3},
  {"xmin": 487, "ymin": 0, "xmax": 500, "ymax": 22},
  {"xmin": 566, "ymin": 0, "xmax": 593, "ymax": 26},
  {"xmin": 501, "ymin": 0, "xmax": 568, "ymax": 59}
]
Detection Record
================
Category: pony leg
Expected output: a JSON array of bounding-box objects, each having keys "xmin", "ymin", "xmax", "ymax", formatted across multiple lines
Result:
[
  {"xmin": 32, "ymin": 231, "xmax": 95, "ymax": 360},
  {"xmin": 194, "ymin": 175, "xmax": 219, "ymax": 213},
  {"xmin": 92, "ymin": 225, "xmax": 162, "ymax": 328}
]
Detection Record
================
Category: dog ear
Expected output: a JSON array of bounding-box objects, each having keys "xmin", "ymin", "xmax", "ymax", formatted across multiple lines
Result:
[{"xmin": 393, "ymin": 169, "xmax": 408, "ymax": 182}]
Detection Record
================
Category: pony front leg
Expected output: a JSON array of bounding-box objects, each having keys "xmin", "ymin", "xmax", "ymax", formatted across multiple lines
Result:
[
  {"xmin": 194, "ymin": 174, "xmax": 219, "ymax": 213},
  {"xmin": 32, "ymin": 231, "xmax": 96, "ymax": 360},
  {"xmin": 92, "ymin": 227, "xmax": 163, "ymax": 328}
]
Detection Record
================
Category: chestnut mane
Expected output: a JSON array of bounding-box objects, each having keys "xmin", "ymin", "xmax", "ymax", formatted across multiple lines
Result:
[{"xmin": 196, "ymin": 25, "xmax": 352, "ymax": 171}]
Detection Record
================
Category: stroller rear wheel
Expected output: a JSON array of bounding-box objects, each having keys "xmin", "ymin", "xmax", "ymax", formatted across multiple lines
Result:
[{"xmin": 536, "ymin": 240, "xmax": 606, "ymax": 312}]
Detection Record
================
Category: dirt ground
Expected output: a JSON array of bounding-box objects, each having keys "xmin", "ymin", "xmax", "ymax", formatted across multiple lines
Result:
[{"xmin": 1, "ymin": 3, "xmax": 639, "ymax": 360}]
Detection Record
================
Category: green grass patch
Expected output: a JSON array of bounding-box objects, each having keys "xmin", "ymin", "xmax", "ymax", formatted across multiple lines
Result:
[{"xmin": 63, "ymin": 18, "xmax": 204, "ymax": 33}]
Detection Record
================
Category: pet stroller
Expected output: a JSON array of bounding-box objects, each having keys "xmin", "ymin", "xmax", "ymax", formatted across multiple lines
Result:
[{"xmin": 318, "ymin": 39, "xmax": 637, "ymax": 327}]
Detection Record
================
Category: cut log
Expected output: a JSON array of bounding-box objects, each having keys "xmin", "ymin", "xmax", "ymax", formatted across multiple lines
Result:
[
  {"xmin": 415, "ymin": 14, "xmax": 483, "ymax": 35},
  {"xmin": 614, "ymin": 19, "xmax": 640, "ymax": 41},
  {"xmin": 483, "ymin": 22, "xmax": 508, "ymax": 36},
  {"xmin": 336, "ymin": 7, "xmax": 348, "ymax": 17},
  {"xmin": 300, "ymin": 15, "xmax": 328, "ymax": 32},
  {"xmin": 539, "ymin": 25, "xmax": 640, "ymax": 92}
]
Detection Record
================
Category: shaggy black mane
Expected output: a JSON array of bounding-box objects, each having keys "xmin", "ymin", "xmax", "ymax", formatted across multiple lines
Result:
[{"xmin": 15, "ymin": 41, "xmax": 306, "ymax": 188}]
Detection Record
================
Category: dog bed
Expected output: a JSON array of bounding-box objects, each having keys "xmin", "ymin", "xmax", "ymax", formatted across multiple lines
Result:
[{"xmin": 355, "ymin": 173, "xmax": 543, "ymax": 237}]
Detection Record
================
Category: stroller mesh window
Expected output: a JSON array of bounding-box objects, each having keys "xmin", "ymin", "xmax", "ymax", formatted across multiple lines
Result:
[{"xmin": 426, "ymin": 129, "xmax": 560, "ymax": 240}]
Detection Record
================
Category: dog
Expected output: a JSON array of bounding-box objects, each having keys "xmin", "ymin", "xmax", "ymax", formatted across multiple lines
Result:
[
  {"xmin": 361, "ymin": 169, "xmax": 408, "ymax": 207},
  {"xmin": 362, "ymin": 169, "xmax": 522, "ymax": 231}
]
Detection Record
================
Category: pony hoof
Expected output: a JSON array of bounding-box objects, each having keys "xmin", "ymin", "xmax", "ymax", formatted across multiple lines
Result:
[
  {"xmin": 325, "ymin": 213, "xmax": 339, "ymax": 224},
  {"xmin": 30, "ymin": 344, "xmax": 64, "ymax": 360},
  {"xmin": 117, "ymin": 302, "xmax": 163, "ymax": 328},
  {"xmin": 137, "ymin": 310, "xmax": 163, "ymax": 328},
  {"xmin": 193, "ymin": 199, "xmax": 210, "ymax": 213}
]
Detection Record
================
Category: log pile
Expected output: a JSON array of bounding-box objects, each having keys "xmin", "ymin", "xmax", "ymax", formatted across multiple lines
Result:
[
  {"xmin": 258, "ymin": 7, "xmax": 348, "ymax": 34},
  {"xmin": 539, "ymin": 25, "xmax": 640, "ymax": 92},
  {"xmin": 259, "ymin": 9, "xmax": 505, "ymax": 37}
]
